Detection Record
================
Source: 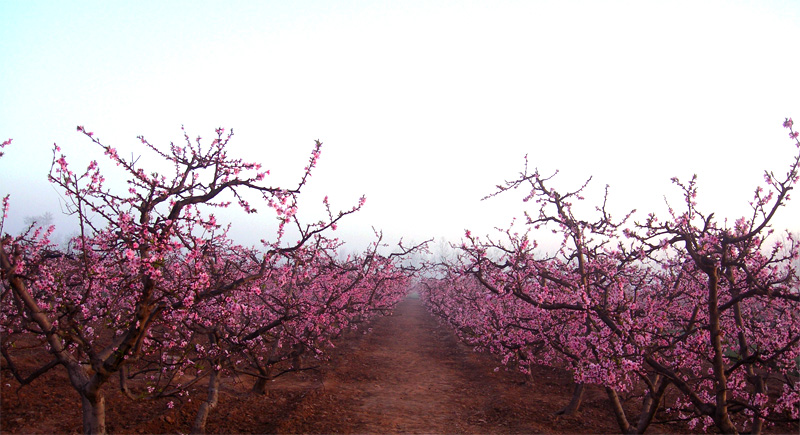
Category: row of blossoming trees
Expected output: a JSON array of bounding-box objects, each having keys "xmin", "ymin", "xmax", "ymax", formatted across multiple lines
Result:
[
  {"xmin": 422, "ymin": 119, "xmax": 800, "ymax": 434},
  {"xmin": 0, "ymin": 128, "xmax": 421, "ymax": 434}
]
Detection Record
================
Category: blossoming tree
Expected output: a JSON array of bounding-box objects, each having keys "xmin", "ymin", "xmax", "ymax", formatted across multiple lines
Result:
[
  {"xmin": 422, "ymin": 119, "xmax": 800, "ymax": 434},
  {"xmin": 0, "ymin": 126, "xmax": 370, "ymax": 434}
]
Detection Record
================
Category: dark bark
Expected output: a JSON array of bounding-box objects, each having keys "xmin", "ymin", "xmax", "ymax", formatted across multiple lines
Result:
[
  {"xmin": 252, "ymin": 376, "xmax": 269, "ymax": 395},
  {"xmin": 556, "ymin": 382, "xmax": 584, "ymax": 415},
  {"xmin": 119, "ymin": 365, "xmax": 137, "ymax": 400},
  {"xmin": 706, "ymin": 269, "xmax": 739, "ymax": 434},
  {"xmin": 635, "ymin": 375, "xmax": 670, "ymax": 434}
]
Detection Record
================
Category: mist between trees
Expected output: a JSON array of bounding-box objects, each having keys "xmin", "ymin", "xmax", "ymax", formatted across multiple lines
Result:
[
  {"xmin": 2, "ymin": 119, "xmax": 799, "ymax": 435},
  {"xmin": 419, "ymin": 119, "xmax": 800, "ymax": 434}
]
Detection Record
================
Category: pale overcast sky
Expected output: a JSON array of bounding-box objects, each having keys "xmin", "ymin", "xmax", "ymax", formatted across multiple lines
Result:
[{"xmin": 1, "ymin": 0, "xmax": 799, "ymax": 252}]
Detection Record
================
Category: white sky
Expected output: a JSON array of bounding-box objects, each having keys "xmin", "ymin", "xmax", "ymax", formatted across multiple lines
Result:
[{"xmin": 2, "ymin": 0, "xmax": 799, "ymax": 252}]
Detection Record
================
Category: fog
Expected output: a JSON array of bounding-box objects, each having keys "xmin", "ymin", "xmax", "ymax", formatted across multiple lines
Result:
[{"xmin": 2, "ymin": 0, "xmax": 799, "ymax": 255}]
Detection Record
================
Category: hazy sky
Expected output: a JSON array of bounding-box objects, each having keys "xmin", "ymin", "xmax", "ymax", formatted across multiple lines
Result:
[{"xmin": 2, "ymin": 0, "xmax": 799, "ymax": 252}]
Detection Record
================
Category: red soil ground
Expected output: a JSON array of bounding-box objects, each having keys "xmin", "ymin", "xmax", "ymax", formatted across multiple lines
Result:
[{"xmin": 2, "ymin": 295, "xmax": 797, "ymax": 434}]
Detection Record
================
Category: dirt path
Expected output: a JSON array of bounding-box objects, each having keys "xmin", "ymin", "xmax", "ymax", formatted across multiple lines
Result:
[
  {"xmin": 314, "ymin": 295, "xmax": 506, "ymax": 433},
  {"xmin": 273, "ymin": 295, "xmax": 571, "ymax": 434}
]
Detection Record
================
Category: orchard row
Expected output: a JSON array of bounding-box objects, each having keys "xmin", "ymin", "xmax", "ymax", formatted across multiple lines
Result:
[
  {"xmin": 420, "ymin": 119, "xmax": 800, "ymax": 434},
  {"xmin": 0, "ymin": 128, "xmax": 423, "ymax": 434}
]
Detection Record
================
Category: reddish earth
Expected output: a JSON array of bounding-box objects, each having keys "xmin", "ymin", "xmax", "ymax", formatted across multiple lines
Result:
[{"xmin": 2, "ymin": 295, "xmax": 797, "ymax": 434}]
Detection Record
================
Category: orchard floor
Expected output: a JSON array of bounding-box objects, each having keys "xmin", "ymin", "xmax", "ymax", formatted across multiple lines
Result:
[{"xmin": 2, "ymin": 295, "xmax": 797, "ymax": 434}]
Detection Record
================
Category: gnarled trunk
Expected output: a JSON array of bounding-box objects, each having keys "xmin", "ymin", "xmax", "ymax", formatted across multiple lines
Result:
[
  {"xmin": 191, "ymin": 366, "xmax": 221, "ymax": 434},
  {"xmin": 605, "ymin": 376, "xmax": 670, "ymax": 435},
  {"xmin": 556, "ymin": 382, "xmax": 584, "ymax": 415},
  {"xmin": 251, "ymin": 366, "xmax": 271, "ymax": 395},
  {"xmin": 634, "ymin": 375, "xmax": 669, "ymax": 434},
  {"xmin": 252, "ymin": 377, "xmax": 268, "ymax": 395},
  {"xmin": 706, "ymin": 270, "xmax": 738, "ymax": 434},
  {"xmin": 80, "ymin": 389, "xmax": 107, "ymax": 435},
  {"xmin": 606, "ymin": 387, "xmax": 634, "ymax": 434}
]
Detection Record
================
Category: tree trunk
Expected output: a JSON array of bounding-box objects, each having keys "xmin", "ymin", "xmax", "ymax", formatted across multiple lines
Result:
[
  {"xmin": 706, "ymin": 270, "xmax": 739, "ymax": 434},
  {"xmin": 606, "ymin": 387, "xmax": 633, "ymax": 434},
  {"xmin": 192, "ymin": 332, "xmax": 223, "ymax": 435},
  {"xmin": 556, "ymin": 382, "xmax": 584, "ymax": 415},
  {"xmin": 249, "ymin": 355, "xmax": 272, "ymax": 395},
  {"xmin": 119, "ymin": 365, "xmax": 137, "ymax": 400},
  {"xmin": 252, "ymin": 376, "xmax": 268, "ymax": 395},
  {"xmin": 191, "ymin": 366, "xmax": 221, "ymax": 435},
  {"xmin": 526, "ymin": 360, "xmax": 535, "ymax": 384},
  {"xmin": 635, "ymin": 375, "xmax": 669, "ymax": 434},
  {"xmin": 730, "ymin": 284, "xmax": 764, "ymax": 435},
  {"xmin": 80, "ymin": 389, "xmax": 107, "ymax": 435}
]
